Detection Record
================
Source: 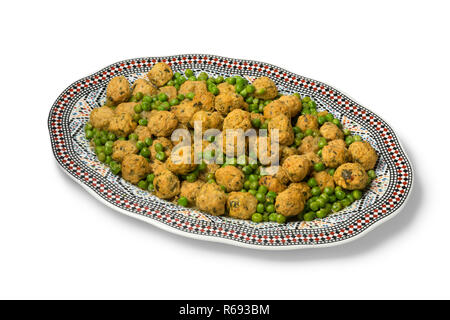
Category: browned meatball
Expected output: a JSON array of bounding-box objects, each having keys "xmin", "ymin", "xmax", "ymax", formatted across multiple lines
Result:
[
  {"xmin": 263, "ymin": 100, "xmax": 290, "ymax": 119},
  {"xmin": 320, "ymin": 122, "xmax": 344, "ymax": 141},
  {"xmin": 166, "ymin": 146, "xmax": 197, "ymax": 175},
  {"xmin": 334, "ymin": 163, "xmax": 369, "ymax": 190},
  {"xmin": 106, "ymin": 76, "xmax": 131, "ymax": 105},
  {"xmin": 153, "ymin": 169, "xmax": 180, "ymax": 199},
  {"xmin": 253, "ymin": 76, "xmax": 278, "ymax": 100},
  {"xmin": 108, "ymin": 112, "xmax": 137, "ymax": 137},
  {"xmin": 192, "ymin": 91, "xmax": 215, "ymax": 112},
  {"xmin": 322, "ymin": 142, "xmax": 350, "ymax": 168},
  {"xmin": 217, "ymin": 82, "xmax": 235, "ymax": 94},
  {"xmin": 288, "ymin": 182, "xmax": 312, "ymax": 200},
  {"xmin": 132, "ymin": 78, "xmax": 158, "ymax": 97},
  {"xmin": 214, "ymin": 92, "xmax": 247, "ymax": 115},
  {"xmin": 303, "ymin": 151, "xmax": 321, "ymax": 167},
  {"xmin": 223, "ymin": 109, "xmax": 252, "ymax": 131},
  {"xmin": 179, "ymin": 80, "xmax": 208, "ymax": 96},
  {"xmin": 147, "ymin": 62, "xmax": 173, "ymax": 87},
  {"xmin": 150, "ymin": 159, "xmax": 167, "ymax": 176},
  {"xmin": 196, "ymin": 183, "xmax": 227, "ymax": 216},
  {"xmin": 259, "ymin": 176, "xmax": 286, "ymax": 193},
  {"xmin": 180, "ymin": 180, "xmax": 205, "ymax": 206},
  {"xmin": 296, "ymin": 114, "xmax": 319, "ymax": 132},
  {"xmin": 227, "ymin": 192, "xmax": 258, "ymax": 220},
  {"xmin": 298, "ymin": 136, "xmax": 320, "ymax": 154},
  {"xmin": 215, "ymin": 166, "xmax": 245, "ymax": 192},
  {"xmin": 313, "ymin": 171, "xmax": 335, "ymax": 191},
  {"xmin": 348, "ymin": 141, "xmax": 378, "ymax": 170},
  {"xmin": 112, "ymin": 140, "xmax": 138, "ymax": 162},
  {"xmin": 89, "ymin": 106, "xmax": 115, "ymax": 130},
  {"xmin": 190, "ymin": 110, "xmax": 223, "ymax": 131},
  {"xmin": 275, "ymin": 188, "xmax": 305, "ymax": 217},
  {"xmin": 268, "ymin": 114, "xmax": 294, "ymax": 146},
  {"xmin": 121, "ymin": 154, "xmax": 150, "ymax": 184},
  {"xmin": 148, "ymin": 111, "xmax": 178, "ymax": 137},
  {"xmin": 158, "ymin": 86, "xmax": 177, "ymax": 101},
  {"xmin": 277, "ymin": 95, "xmax": 302, "ymax": 117},
  {"xmin": 150, "ymin": 137, "xmax": 173, "ymax": 160},
  {"xmin": 133, "ymin": 125, "xmax": 151, "ymax": 142},
  {"xmin": 280, "ymin": 146, "xmax": 299, "ymax": 164},
  {"xmin": 274, "ymin": 166, "xmax": 290, "ymax": 185},
  {"xmin": 115, "ymin": 102, "xmax": 137, "ymax": 117},
  {"xmin": 171, "ymin": 100, "xmax": 199, "ymax": 125},
  {"xmin": 282, "ymin": 155, "xmax": 311, "ymax": 182}
]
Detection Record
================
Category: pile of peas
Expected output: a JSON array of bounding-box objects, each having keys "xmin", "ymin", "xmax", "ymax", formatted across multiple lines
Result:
[{"xmin": 84, "ymin": 68, "xmax": 377, "ymax": 224}]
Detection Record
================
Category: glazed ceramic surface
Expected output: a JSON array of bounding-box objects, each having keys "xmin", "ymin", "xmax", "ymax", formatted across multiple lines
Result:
[{"xmin": 48, "ymin": 55, "xmax": 413, "ymax": 250}]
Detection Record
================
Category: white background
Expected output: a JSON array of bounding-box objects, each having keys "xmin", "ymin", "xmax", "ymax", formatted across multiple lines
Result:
[{"xmin": 0, "ymin": 0, "xmax": 449, "ymax": 300}]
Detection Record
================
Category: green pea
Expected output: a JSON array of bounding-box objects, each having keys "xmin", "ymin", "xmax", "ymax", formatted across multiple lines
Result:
[
  {"xmin": 260, "ymin": 122, "xmax": 268, "ymax": 130},
  {"xmin": 325, "ymin": 113, "xmax": 334, "ymax": 122},
  {"xmin": 256, "ymin": 88, "xmax": 266, "ymax": 95},
  {"xmin": 154, "ymin": 143, "xmax": 164, "ymax": 152},
  {"xmin": 251, "ymin": 118, "xmax": 261, "ymax": 129},
  {"xmin": 215, "ymin": 76, "xmax": 224, "ymax": 84},
  {"xmin": 85, "ymin": 123, "xmax": 93, "ymax": 131},
  {"xmin": 343, "ymin": 128, "xmax": 351, "ymax": 136},
  {"xmin": 134, "ymin": 93, "xmax": 144, "ymax": 101},
  {"xmin": 316, "ymin": 209, "xmax": 328, "ymax": 219},
  {"xmin": 98, "ymin": 152, "xmax": 106, "ymax": 162},
  {"xmin": 341, "ymin": 198, "xmax": 352, "ymax": 207},
  {"xmin": 258, "ymin": 185, "xmax": 268, "ymax": 194},
  {"xmin": 134, "ymin": 104, "xmax": 142, "ymax": 113},
  {"xmin": 144, "ymin": 137, "xmax": 153, "ymax": 146},
  {"xmin": 335, "ymin": 190, "xmax": 346, "ymax": 200},
  {"xmin": 267, "ymin": 191, "xmax": 277, "ymax": 199},
  {"xmin": 128, "ymin": 133, "xmax": 138, "ymax": 141},
  {"xmin": 146, "ymin": 174, "xmax": 155, "ymax": 183},
  {"xmin": 257, "ymin": 203, "xmax": 265, "ymax": 213},
  {"xmin": 316, "ymin": 198, "xmax": 326, "ymax": 208},
  {"xmin": 303, "ymin": 212, "xmax": 316, "ymax": 221},
  {"xmin": 104, "ymin": 145, "xmax": 113, "ymax": 155},
  {"xmin": 249, "ymin": 181, "xmax": 259, "ymax": 190},
  {"xmin": 136, "ymin": 141, "xmax": 145, "ymax": 150},
  {"xmin": 242, "ymin": 166, "xmax": 253, "ymax": 175},
  {"xmin": 248, "ymin": 189, "xmax": 257, "ymax": 196},
  {"xmin": 352, "ymin": 190, "xmax": 363, "ymax": 200},
  {"xmin": 139, "ymin": 118, "xmax": 148, "ymax": 126},
  {"xmin": 248, "ymin": 174, "xmax": 259, "ymax": 182},
  {"xmin": 143, "ymin": 95, "xmax": 152, "ymax": 104},
  {"xmin": 329, "ymin": 195, "xmax": 337, "ymax": 203},
  {"xmin": 265, "ymin": 203, "xmax": 275, "ymax": 213},
  {"xmin": 346, "ymin": 194, "xmax": 355, "ymax": 203},
  {"xmin": 156, "ymin": 151, "xmax": 166, "ymax": 161},
  {"xmin": 95, "ymin": 145, "xmax": 105, "ymax": 155},
  {"xmin": 185, "ymin": 69, "xmax": 194, "ymax": 78},
  {"xmin": 140, "ymin": 147, "xmax": 151, "ymax": 158},
  {"xmin": 226, "ymin": 77, "xmax": 236, "ymax": 85},
  {"xmin": 186, "ymin": 92, "xmax": 195, "ymax": 100},
  {"xmin": 210, "ymin": 86, "xmax": 219, "ymax": 95},
  {"xmin": 367, "ymin": 170, "xmax": 376, "ymax": 179},
  {"xmin": 293, "ymin": 126, "xmax": 301, "ymax": 134},
  {"xmin": 255, "ymin": 192, "xmax": 266, "ymax": 203},
  {"xmin": 246, "ymin": 85, "xmax": 255, "ymax": 94},
  {"xmin": 324, "ymin": 187, "xmax": 334, "ymax": 196},
  {"xmin": 318, "ymin": 116, "xmax": 326, "ymax": 125},
  {"xmin": 307, "ymin": 178, "xmax": 318, "ymax": 188},
  {"xmin": 309, "ymin": 202, "xmax": 320, "ymax": 211},
  {"xmin": 331, "ymin": 202, "xmax": 342, "ymax": 212},
  {"xmin": 138, "ymin": 180, "xmax": 148, "ymax": 190},
  {"xmin": 305, "ymin": 129, "xmax": 313, "ymax": 136},
  {"xmin": 169, "ymin": 98, "xmax": 179, "ymax": 106},
  {"xmin": 239, "ymin": 89, "xmax": 248, "ymax": 97},
  {"xmin": 147, "ymin": 183, "xmax": 155, "ymax": 192},
  {"xmin": 105, "ymin": 155, "xmax": 112, "ymax": 164},
  {"xmin": 332, "ymin": 118, "xmax": 341, "ymax": 127},
  {"xmin": 328, "ymin": 168, "xmax": 336, "ymax": 176},
  {"xmin": 110, "ymin": 162, "xmax": 121, "ymax": 175},
  {"xmin": 268, "ymin": 212, "xmax": 278, "ymax": 221},
  {"xmin": 320, "ymin": 193, "xmax": 330, "ymax": 203},
  {"xmin": 311, "ymin": 186, "xmax": 321, "ymax": 197},
  {"xmin": 318, "ymin": 137, "xmax": 327, "ymax": 149},
  {"xmin": 353, "ymin": 135, "xmax": 362, "ymax": 142},
  {"xmin": 198, "ymin": 72, "xmax": 208, "ymax": 81},
  {"xmin": 276, "ymin": 214, "xmax": 286, "ymax": 224},
  {"xmin": 251, "ymin": 213, "xmax": 263, "ymax": 223},
  {"xmin": 314, "ymin": 162, "xmax": 325, "ymax": 172},
  {"xmin": 85, "ymin": 130, "xmax": 94, "ymax": 139}
]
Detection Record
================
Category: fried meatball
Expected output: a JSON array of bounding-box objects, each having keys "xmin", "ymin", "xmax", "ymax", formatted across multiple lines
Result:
[
  {"xmin": 313, "ymin": 171, "xmax": 335, "ymax": 191},
  {"xmin": 190, "ymin": 110, "xmax": 223, "ymax": 131},
  {"xmin": 108, "ymin": 112, "xmax": 137, "ymax": 137},
  {"xmin": 214, "ymin": 92, "xmax": 247, "ymax": 115},
  {"xmin": 180, "ymin": 180, "xmax": 205, "ymax": 206},
  {"xmin": 147, "ymin": 62, "xmax": 173, "ymax": 87},
  {"xmin": 217, "ymin": 82, "xmax": 235, "ymax": 94},
  {"xmin": 166, "ymin": 146, "xmax": 197, "ymax": 175},
  {"xmin": 348, "ymin": 141, "xmax": 378, "ymax": 170},
  {"xmin": 196, "ymin": 183, "xmax": 227, "ymax": 216},
  {"xmin": 303, "ymin": 151, "xmax": 321, "ymax": 167},
  {"xmin": 268, "ymin": 114, "xmax": 294, "ymax": 146},
  {"xmin": 322, "ymin": 142, "xmax": 350, "ymax": 168},
  {"xmin": 288, "ymin": 182, "xmax": 312, "ymax": 200},
  {"xmin": 334, "ymin": 163, "xmax": 369, "ymax": 190},
  {"xmin": 298, "ymin": 136, "xmax": 320, "ymax": 154},
  {"xmin": 121, "ymin": 154, "xmax": 150, "ymax": 184},
  {"xmin": 275, "ymin": 188, "xmax": 305, "ymax": 217},
  {"xmin": 280, "ymin": 146, "xmax": 298, "ymax": 164},
  {"xmin": 112, "ymin": 140, "xmax": 138, "ymax": 162},
  {"xmin": 253, "ymin": 76, "xmax": 278, "ymax": 100},
  {"xmin": 328, "ymin": 139, "xmax": 346, "ymax": 149},
  {"xmin": 132, "ymin": 78, "xmax": 158, "ymax": 97},
  {"xmin": 171, "ymin": 100, "xmax": 199, "ymax": 125},
  {"xmin": 296, "ymin": 114, "xmax": 319, "ymax": 132},
  {"xmin": 223, "ymin": 109, "xmax": 252, "ymax": 131},
  {"xmin": 158, "ymin": 86, "xmax": 177, "ymax": 101},
  {"xmin": 250, "ymin": 112, "xmax": 265, "ymax": 125},
  {"xmin": 259, "ymin": 176, "xmax": 286, "ymax": 193},
  {"xmin": 274, "ymin": 166, "xmax": 290, "ymax": 185},
  {"xmin": 192, "ymin": 91, "xmax": 215, "ymax": 112},
  {"xmin": 89, "ymin": 106, "xmax": 115, "ymax": 130},
  {"xmin": 106, "ymin": 76, "xmax": 131, "ymax": 105},
  {"xmin": 150, "ymin": 137, "xmax": 173, "ymax": 160},
  {"xmin": 277, "ymin": 95, "xmax": 302, "ymax": 117},
  {"xmin": 150, "ymin": 159, "xmax": 167, "ymax": 175},
  {"xmin": 227, "ymin": 192, "xmax": 258, "ymax": 220},
  {"xmin": 148, "ymin": 111, "xmax": 178, "ymax": 137},
  {"xmin": 215, "ymin": 166, "xmax": 245, "ymax": 192},
  {"xmin": 263, "ymin": 100, "xmax": 291, "ymax": 119},
  {"xmin": 179, "ymin": 80, "xmax": 208, "ymax": 96},
  {"xmin": 115, "ymin": 102, "xmax": 138, "ymax": 117},
  {"xmin": 133, "ymin": 125, "xmax": 151, "ymax": 142},
  {"xmin": 153, "ymin": 169, "xmax": 180, "ymax": 199},
  {"xmin": 320, "ymin": 122, "xmax": 344, "ymax": 141},
  {"xmin": 282, "ymin": 155, "xmax": 311, "ymax": 182}
]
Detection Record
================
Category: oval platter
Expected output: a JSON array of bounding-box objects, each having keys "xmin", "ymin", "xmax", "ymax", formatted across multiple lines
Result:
[{"xmin": 48, "ymin": 54, "xmax": 413, "ymax": 250}]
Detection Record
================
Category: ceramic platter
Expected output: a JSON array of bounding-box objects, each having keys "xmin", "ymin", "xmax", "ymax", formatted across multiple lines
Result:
[{"xmin": 48, "ymin": 55, "xmax": 413, "ymax": 250}]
